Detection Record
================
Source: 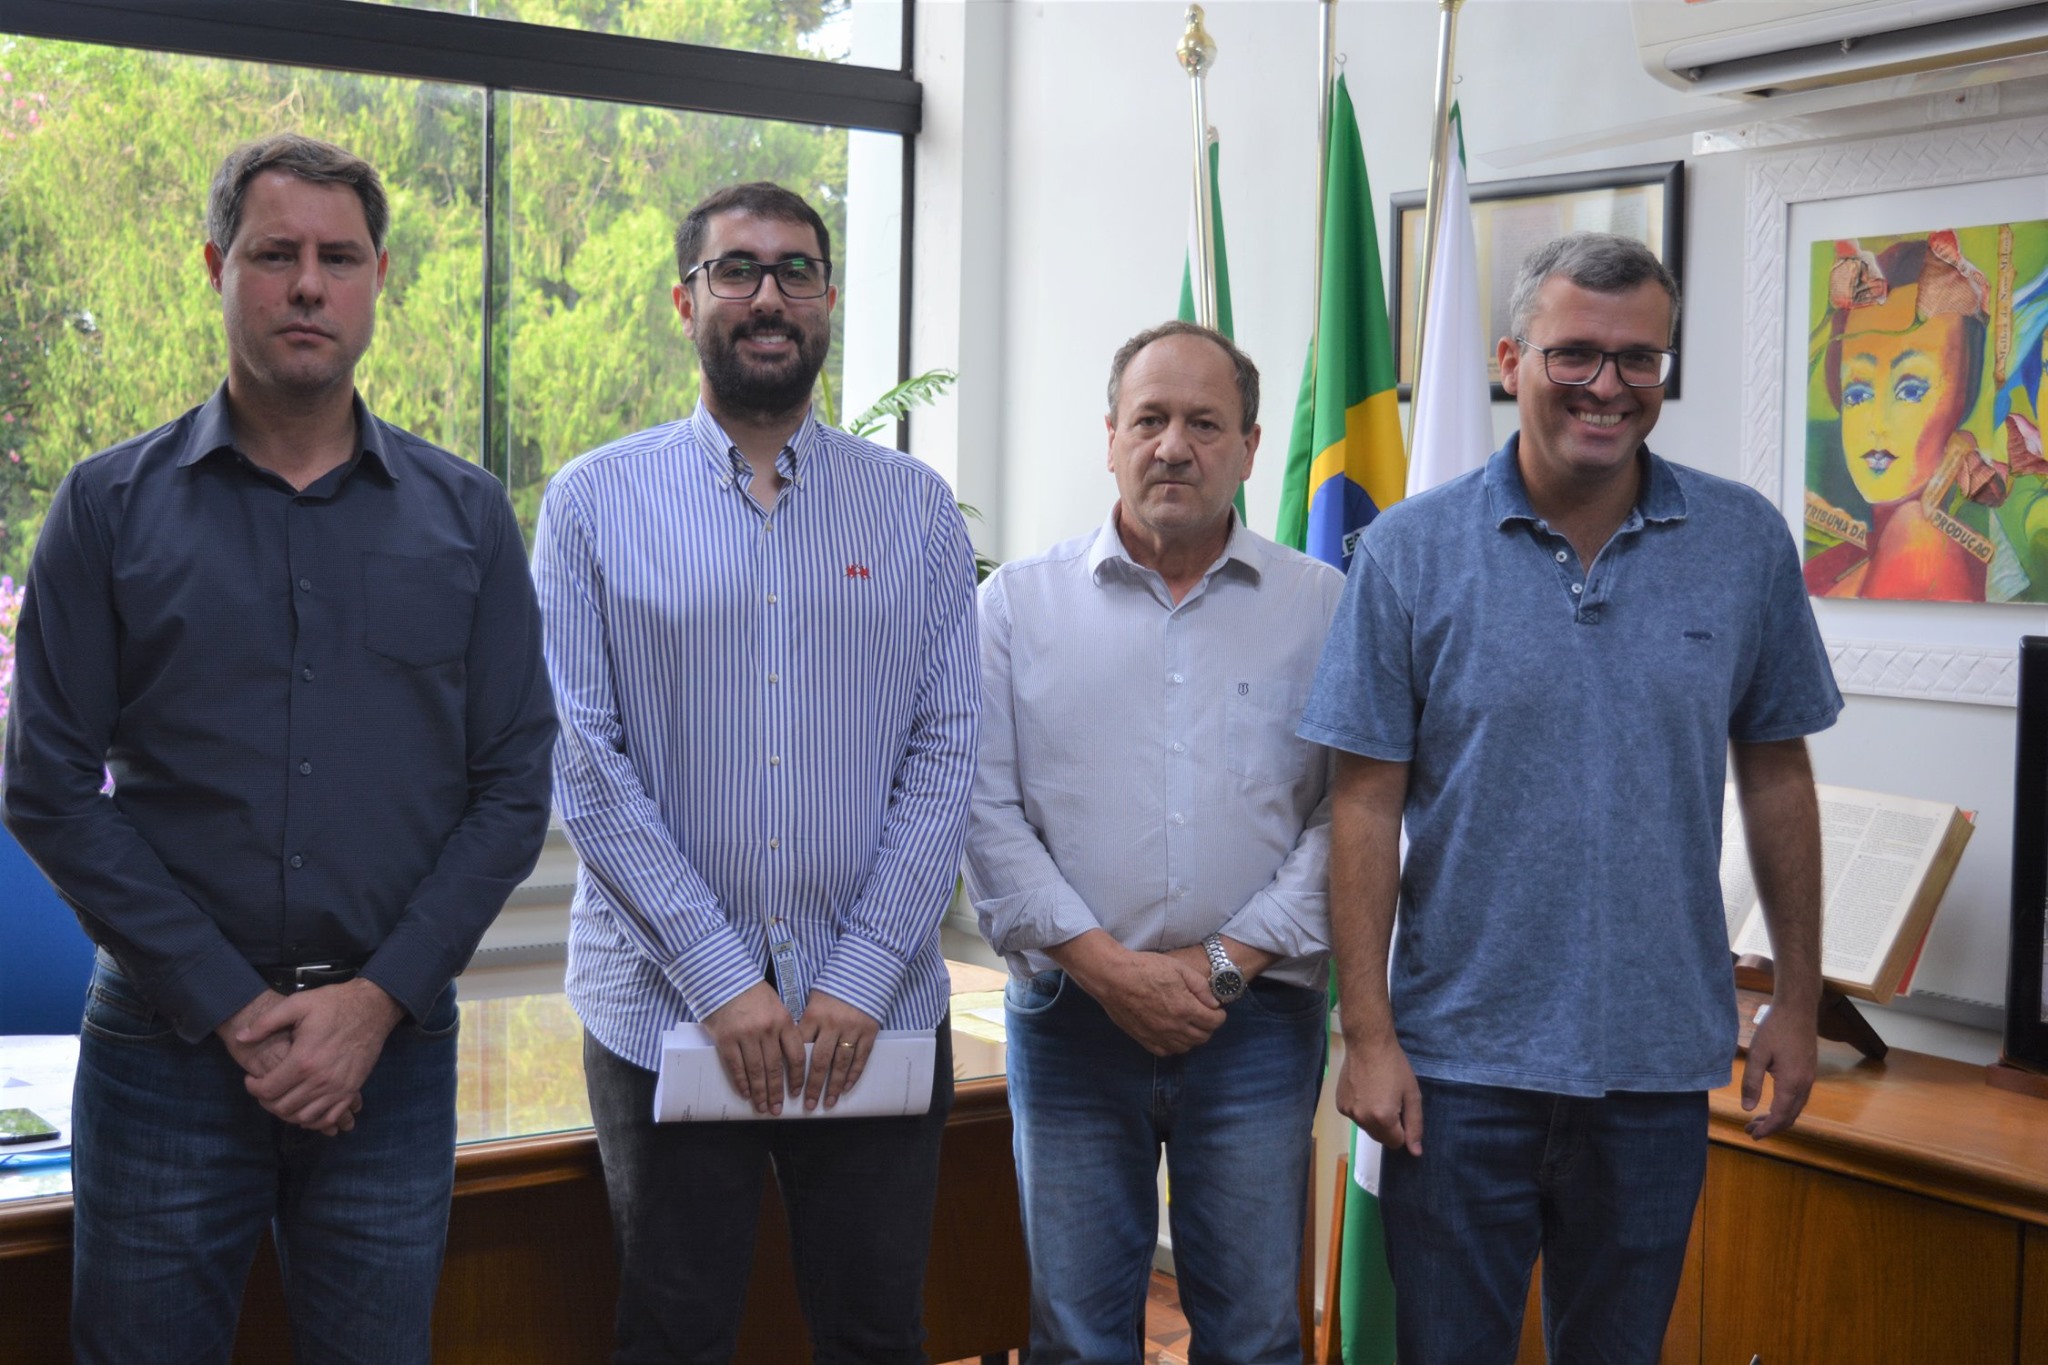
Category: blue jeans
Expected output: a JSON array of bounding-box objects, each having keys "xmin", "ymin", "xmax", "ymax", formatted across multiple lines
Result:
[
  {"xmin": 70, "ymin": 952, "xmax": 460, "ymax": 1365},
  {"xmin": 1005, "ymin": 969, "xmax": 1326, "ymax": 1365},
  {"xmin": 1379, "ymin": 1078, "xmax": 1707, "ymax": 1365},
  {"xmin": 582, "ymin": 1022, "xmax": 955, "ymax": 1365}
]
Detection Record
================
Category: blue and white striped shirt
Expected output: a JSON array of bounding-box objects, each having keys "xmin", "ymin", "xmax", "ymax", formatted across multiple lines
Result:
[{"xmin": 535, "ymin": 403, "xmax": 980, "ymax": 1071}]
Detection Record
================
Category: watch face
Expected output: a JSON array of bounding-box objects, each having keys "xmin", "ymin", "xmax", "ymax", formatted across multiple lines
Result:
[{"xmin": 1211, "ymin": 968, "xmax": 1246, "ymax": 1004}]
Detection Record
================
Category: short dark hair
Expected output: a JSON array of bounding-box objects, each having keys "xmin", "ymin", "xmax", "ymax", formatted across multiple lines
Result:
[
  {"xmin": 674, "ymin": 182, "xmax": 832, "ymax": 282},
  {"xmin": 1106, "ymin": 320, "xmax": 1260, "ymax": 434},
  {"xmin": 207, "ymin": 134, "xmax": 389, "ymax": 255},
  {"xmin": 1507, "ymin": 231, "xmax": 1681, "ymax": 344}
]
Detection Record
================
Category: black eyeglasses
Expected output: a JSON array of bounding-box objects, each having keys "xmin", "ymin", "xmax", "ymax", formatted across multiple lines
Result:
[
  {"xmin": 682, "ymin": 255, "xmax": 833, "ymax": 300},
  {"xmin": 1514, "ymin": 338, "xmax": 1675, "ymax": 389}
]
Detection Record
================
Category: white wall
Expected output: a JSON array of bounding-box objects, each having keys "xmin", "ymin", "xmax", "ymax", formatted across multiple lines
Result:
[{"xmin": 914, "ymin": 0, "xmax": 2046, "ymax": 1053}]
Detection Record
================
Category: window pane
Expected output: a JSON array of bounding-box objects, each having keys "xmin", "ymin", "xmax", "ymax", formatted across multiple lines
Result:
[
  {"xmin": 0, "ymin": 36, "xmax": 483, "ymax": 582},
  {"xmin": 358, "ymin": 0, "xmax": 906, "ymax": 69},
  {"xmin": 494, "ymin": 93, "xmax": 902, "ymax": 537}
]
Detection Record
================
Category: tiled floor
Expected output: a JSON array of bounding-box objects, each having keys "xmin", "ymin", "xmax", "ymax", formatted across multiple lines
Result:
[{"xmin": 943, "ymin": 1271, "xmax": 1194, "ymax": 1364}]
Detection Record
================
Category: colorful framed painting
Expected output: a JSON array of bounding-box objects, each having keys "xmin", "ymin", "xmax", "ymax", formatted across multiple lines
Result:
[
  {"xmin": 1801, "ymin": 222, "xmax": 2048, "ymax": 604},
  {"xmin": 1745, "ymin": 113, "xmax": 2048, "ymax": 707}
]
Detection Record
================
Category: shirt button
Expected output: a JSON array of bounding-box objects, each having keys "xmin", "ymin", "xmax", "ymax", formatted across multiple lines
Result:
[
  {"xmin": 1571, "ymin": 583, "xmax": 1584, "ymax": 595},
  {"xmin": 298, "ymin": 761, "xmax": 312, "ymax": 775},
  {"xmin": 768, "ymin": 837, "xmax": 781, "ymax": 850},
  {"xmin": 1554, "ymin": 550, "xmax": 1568, "ymax": 563},
  {"xmin": 289, "ymin": 854, "xmax": 304, "ymax": 869},
  {"xmin": 1170, "ymin": 673, "xmax": 1183, "ymax": 684},
  {"xmin": 1172, "ymin": 813, "xmax": 1186, "ymax": 826},
  {"xmin": 1171, "ymin": 741, "xmax": 1186, "ymax": 754},
  {"xmin": 767, "ymin": 593, "xmax": 779, "ymax": 605},
  {"xmin": 297, "ymin": 577, "xmax": 311, "ymax": 591},
  {"xmin": 769, "ymin": 755, "xmax": 781, "ymax": 767},
  {"xmin": 763, "ymin": 520, "xmax": 773, "ymax": 531},
  {"xmin": 301, "ymin": 666, "xmax": 314, "ymax": 681},
  {"xmin": 768, "ymin": 673, "xmax": 780, "ymax": 685},
  {"xmin": 1174, "ymin": 887, "xmax": 1189, "ymax": 899}
]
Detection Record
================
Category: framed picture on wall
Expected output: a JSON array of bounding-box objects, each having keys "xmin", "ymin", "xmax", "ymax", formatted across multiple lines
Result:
[
  {"xmin": 1741, "ymin": 113, "xmax": 2048, "ymax": 709},
  {"xmin": 1388, "ymin": 160, "xmax": 1684, "ymax": 401}
]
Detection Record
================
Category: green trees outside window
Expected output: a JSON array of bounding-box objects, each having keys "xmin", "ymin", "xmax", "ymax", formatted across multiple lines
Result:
[{"xmin": 0, "ymin": 0, "xmax": 893, "ymax": 577}]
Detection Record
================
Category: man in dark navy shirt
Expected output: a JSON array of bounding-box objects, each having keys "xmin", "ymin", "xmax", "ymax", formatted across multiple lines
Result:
[{"xmin": 2, "ymin": 134, "xmax": 555, "ymax": 1365}]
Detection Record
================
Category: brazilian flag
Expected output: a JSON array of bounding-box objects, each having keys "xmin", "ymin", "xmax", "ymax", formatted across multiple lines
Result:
[
  {"xmin": 1277, "ymin": 74, "xmax": 1407, "ymax": 572},
  {"xmin": 1278, "ymin": 72, "xmax": 1403, "ymax": 1365}
]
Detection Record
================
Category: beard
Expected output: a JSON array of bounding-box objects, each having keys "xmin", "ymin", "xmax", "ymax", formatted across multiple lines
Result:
[{"xmin": 697, "ymin": 313, "xmax": 830, "ymax": 421}]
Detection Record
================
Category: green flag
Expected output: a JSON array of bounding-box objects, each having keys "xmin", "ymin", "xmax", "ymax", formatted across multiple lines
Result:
[
  {"xmin": 1276, "ymin": 73, "xmax": 1406, "ymax": 574},
  {"xmin": 1280, "ymin": 71, "xmax": 1403, "ymax": 1365},
  {"xmin": 1177, "ymin": 131, "xmax": 1244, "ymax": 518}
]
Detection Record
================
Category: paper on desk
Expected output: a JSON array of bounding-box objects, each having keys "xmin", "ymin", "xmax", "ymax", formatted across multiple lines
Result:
[
  {"xmin": 651, "ymin": 1024, "xmax": 934, "ymax": 1122},
  {"xmin": 0, "ymin": 1035, "xmax": 79, "ymax": 1153}
]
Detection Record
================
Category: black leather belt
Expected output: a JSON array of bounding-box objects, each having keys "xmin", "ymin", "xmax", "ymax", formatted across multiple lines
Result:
[{"xmin": 256, "ymin": 960, "xmax": 365, "ymax": 993}]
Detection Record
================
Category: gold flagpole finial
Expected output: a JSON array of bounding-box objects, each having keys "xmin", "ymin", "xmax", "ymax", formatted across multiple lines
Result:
[{"xmin": 1177, "ymin": 5, "xmax": 1217, "ymax": 77}]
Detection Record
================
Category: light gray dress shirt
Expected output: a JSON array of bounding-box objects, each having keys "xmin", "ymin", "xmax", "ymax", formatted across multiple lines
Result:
[{"xmin": 966, "ymin": 508, "xmax": 1343, "ymax": 992}]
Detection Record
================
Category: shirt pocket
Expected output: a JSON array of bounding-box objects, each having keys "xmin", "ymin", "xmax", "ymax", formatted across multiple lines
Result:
[
  {"xmin": 1222, "ymin": 675, "xmax": 1318, "ymax": 788},
  {"xmin": 362, "ymin": 551, "xmax": 477, "ymax": 668}
]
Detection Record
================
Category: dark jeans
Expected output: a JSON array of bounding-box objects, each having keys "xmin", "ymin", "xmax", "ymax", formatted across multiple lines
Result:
[
  {"xmin": 583, "ymin": 1021, "xmax": 954, "ymax": 1365},
  {"xmin": 1379, "ymin": 1078, "xmax": 1707, "ymax": 1365},
  {"xmin": 70, "ymin": 952, "xmax": 460, "ymax": 1365},
  {"xmin": 1004, "ymin": 970, "xmax": 1327, "ymax": 1365}
]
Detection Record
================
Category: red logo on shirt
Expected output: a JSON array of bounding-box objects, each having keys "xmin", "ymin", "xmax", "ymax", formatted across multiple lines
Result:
[{"xmin": 845, "ymin": 564, "xmax": 871, "ymax": 579}]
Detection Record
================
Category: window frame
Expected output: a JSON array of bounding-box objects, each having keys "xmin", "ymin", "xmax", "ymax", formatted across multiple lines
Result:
[{"xmin": 4, "ymin": 0, "xmax": 923, "ymax": 475}]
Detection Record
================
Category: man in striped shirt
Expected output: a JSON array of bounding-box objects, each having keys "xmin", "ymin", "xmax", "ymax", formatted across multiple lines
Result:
[{"xmin": 533, "ymin": 182, "xmax": 980, "ymax": 1364}]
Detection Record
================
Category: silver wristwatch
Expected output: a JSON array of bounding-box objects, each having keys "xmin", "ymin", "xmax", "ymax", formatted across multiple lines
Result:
[{"xmin": 1202, "ymin": 933, "xmax": 1246, "ymax": 1004}]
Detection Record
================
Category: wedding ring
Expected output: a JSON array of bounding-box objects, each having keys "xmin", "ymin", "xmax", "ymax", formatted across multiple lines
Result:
[{"xmin": 837, "ymin": 1040, "xmax": 856, "ymax": 1050}]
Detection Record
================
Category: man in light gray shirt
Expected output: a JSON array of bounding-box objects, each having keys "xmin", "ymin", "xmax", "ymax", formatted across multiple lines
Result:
[{"xmin": 967, "ymin": 321, "xmax": 1341, "ymax": 1364}]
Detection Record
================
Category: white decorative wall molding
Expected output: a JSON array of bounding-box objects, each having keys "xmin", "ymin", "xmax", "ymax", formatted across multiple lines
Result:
[{"xmin": 1826, "ymin": 638, "xmax": 2017, "ymax": 706}]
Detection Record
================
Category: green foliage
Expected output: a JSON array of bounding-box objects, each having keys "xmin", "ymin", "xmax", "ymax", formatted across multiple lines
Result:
[
  {"xmin": 848, "ymin": 367, "xmax": 956, "ymax": 440},
  {"xmin": 0, "ymin": 1, "xmax": 854, "ymax": 573}
]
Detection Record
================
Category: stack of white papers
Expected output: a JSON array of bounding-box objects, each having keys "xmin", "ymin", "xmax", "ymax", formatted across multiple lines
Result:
[{"xmin": 651, "ymin": 1025, "xmax": 935, "ymax": 1122}]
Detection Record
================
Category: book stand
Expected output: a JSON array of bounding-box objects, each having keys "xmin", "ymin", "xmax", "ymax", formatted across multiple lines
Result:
[{"xmin": 1733, "ymin": 955, "xmax": 1888, "ymax": 1062}]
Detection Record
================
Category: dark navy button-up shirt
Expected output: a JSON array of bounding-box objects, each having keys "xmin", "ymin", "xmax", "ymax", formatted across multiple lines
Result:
[{"xmin": 3, "ymin": 387, "xmax": 557, "ymax": 1042}]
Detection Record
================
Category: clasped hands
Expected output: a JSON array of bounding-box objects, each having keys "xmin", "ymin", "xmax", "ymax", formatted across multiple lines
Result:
[
  {"xmin": 215, "ymin": 977, "xmax": 404, "ymax": 1137},
  {"xmin": 1053, "ymin": 930, "xmax": 1270, "ymax": 1058},
  {"xmin": 703, "ymin": 982, "xmax": 881, "ymax": 1116}
]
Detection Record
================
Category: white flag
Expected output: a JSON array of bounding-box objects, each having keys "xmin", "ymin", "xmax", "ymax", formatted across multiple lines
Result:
[{"xmin": 1407, "ymin": 103, "xmax": 1494, "ymax": 497}]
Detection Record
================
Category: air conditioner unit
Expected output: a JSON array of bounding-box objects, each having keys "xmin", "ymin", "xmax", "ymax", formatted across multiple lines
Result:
[{"xmin": 1633, "ymin": 0, "xmax": 2048, "ymax": 99}]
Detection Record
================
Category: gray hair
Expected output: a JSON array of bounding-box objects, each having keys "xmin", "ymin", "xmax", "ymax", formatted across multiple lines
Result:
[
  {"xmin": 1506, "ymin": 232, "xmax": 1680, "ymax": 344},
  {"xmin": 1105, "ymin": 320, "xmax": 1260, "ymax": 434},
  {"xmin": 207, "ymin": 134, "xmax": 389, "ymax": 256}
]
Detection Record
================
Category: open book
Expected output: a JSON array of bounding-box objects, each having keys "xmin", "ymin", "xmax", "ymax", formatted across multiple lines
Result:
[{"xmin": 1721, "ymin": 783, "xmax": 1974, "ymax": 1004}]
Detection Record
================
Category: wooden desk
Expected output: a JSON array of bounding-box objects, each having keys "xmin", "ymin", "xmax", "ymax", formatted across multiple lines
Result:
[
  {"xmin": 0, "ymin": 972, "xmax": 1028, "ymax": 1363},
  {"xmin": 1515, "ymin": 1043, "xmax": 2048, "ymax": 1365}
]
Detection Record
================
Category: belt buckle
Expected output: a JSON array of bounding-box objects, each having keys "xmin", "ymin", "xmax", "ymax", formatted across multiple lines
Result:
[{"xmin": 285, "ymin": 961, "xmax": 347, "ymax": 992}]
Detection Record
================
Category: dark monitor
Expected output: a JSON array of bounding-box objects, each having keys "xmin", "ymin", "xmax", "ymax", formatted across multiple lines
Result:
[{"xmin": 2006, "ymin": 636, "xmax": 2048, "ymax": 1073}]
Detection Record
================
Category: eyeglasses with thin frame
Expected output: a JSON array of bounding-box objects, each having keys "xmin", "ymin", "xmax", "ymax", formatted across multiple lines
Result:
[
  {"xmin": 1514, "ymin": 338, "xmax": 1675, "ymax": 389},
  {"xmin": 682, "ymin": 255, "xmax": 833, "ymax": 300}
]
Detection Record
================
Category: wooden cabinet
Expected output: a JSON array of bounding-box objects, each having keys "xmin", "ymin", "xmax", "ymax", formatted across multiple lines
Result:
[
  {"xmin": 2024, "ymin": 1226, "xmax": 2048, "ymax": 1365},
  {"xmin": 1699, "ymin": 1148, "xmax": 2018, "ymax": 1364},
  {"xmin": 0, "ymin": 1080, "xmax": 1027, "ymax": 1363},
  {"xmin": 1516, "ymin": 1046, "xmax": 2048, "ymax": 1365}
]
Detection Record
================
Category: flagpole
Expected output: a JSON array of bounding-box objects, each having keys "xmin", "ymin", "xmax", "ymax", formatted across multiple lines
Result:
[
  {"xmin": 1408, "ymin": 0, "xmax": 1466, "ymax": 449},
  {"xmin": 1178, "ymin": 5, "xmax": 1220, "ymax": 329},
  {"xmin": 1311, "ymin": 0, "xmax": 1337, "ymax": 359}
]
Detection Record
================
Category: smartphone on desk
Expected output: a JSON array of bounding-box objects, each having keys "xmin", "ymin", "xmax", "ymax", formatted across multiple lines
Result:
[{"xmin": 0, "ymin": 1108, "xmax": 60, "ymax": 1145}]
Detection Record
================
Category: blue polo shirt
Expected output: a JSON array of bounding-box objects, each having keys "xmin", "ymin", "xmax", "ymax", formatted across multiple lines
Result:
[{"xmin": 1298, "ymin": 438, "xmax": 1842, "ymax": 1096}]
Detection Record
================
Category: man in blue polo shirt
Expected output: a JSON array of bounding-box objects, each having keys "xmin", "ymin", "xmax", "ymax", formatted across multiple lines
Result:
[{"xmin": 1300, "ymin": 232, "xmax": 1842, "ymax": 1364}]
